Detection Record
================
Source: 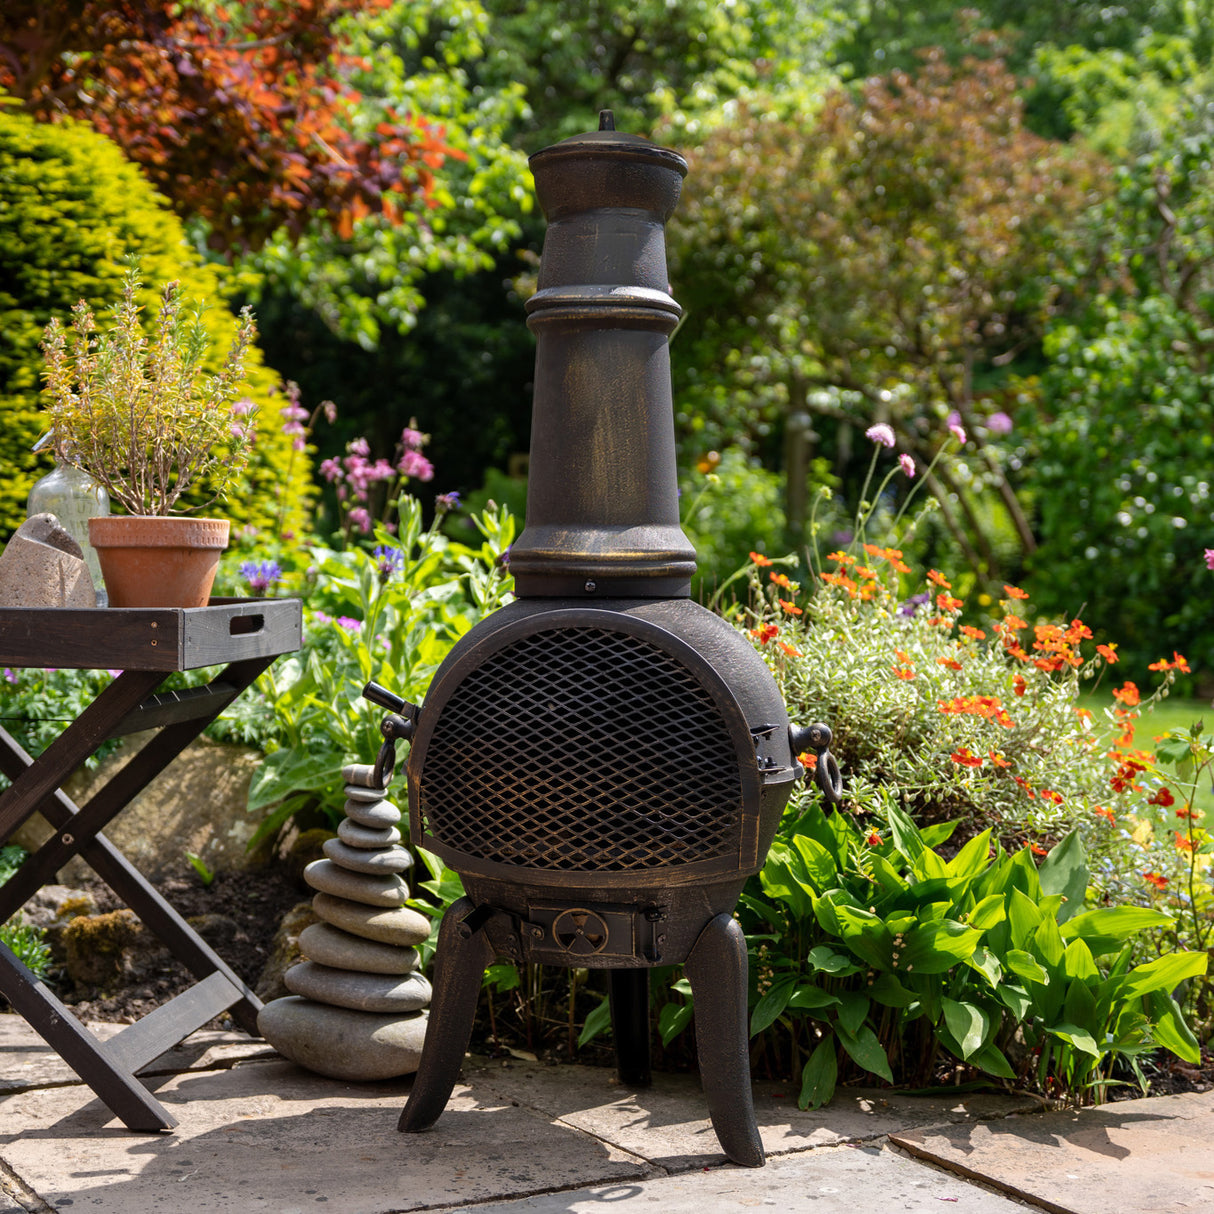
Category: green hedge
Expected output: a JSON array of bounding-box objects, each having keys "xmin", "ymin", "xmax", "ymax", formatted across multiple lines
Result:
[{"xmin": 0, "ymin": 103, "xmax": 313, "ymax": 539}]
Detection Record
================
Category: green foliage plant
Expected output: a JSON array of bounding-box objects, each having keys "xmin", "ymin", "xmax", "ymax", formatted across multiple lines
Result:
[
  {"xmin": 744, "ymin": 798, "xmax": 1203, "ymax": 1108},
  {"xmin": 41, "ymin": 262, "xmax": 256, "ymax": 515},
  {"xmin": 240, "ymin": 494, "xmax": 515, "ymax": 845},
  {"xmin": 0, "ymin": 845, "xmax": 51, "ymax": 981},
  {"xmin": 0, "ymin": 103, "xmax": 312, "ymax": 537}
]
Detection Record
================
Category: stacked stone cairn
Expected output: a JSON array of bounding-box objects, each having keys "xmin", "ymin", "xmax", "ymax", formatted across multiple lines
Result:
[{"xmin": 258, "ymin": 762, "xmax": 433, "ymax": 1080}]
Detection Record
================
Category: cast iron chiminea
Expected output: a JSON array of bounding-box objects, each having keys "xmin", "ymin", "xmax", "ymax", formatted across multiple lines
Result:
[{"xmin": 366, "ymin": 112, "xmax": 840, "ymax": 1168}]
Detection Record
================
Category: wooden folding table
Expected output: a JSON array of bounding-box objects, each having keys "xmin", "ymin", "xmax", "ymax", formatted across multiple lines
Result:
[{"xmin": 0, "ymin": 599, "xmax": 301, "ymax": 1130}]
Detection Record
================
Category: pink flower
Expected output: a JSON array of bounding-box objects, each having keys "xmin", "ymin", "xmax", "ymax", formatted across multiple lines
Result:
[
  {"xmin": 230, "ymin": 397, "xmax": 255, "ymax": 417},
  {"xmin": 347, "ymin": 507, "xmax": 372, "ymax": 532},
  {"xmin": 348, "ymin": 437, "xmax": 370, "ymax": 458},
  {"xmin": 399, "ymin": 449, "xmax": 434, "ymax": 482},
  {"xmin": 322, "ymin": 400, "xmax": 337, "ymax": 424},
  {"xmin": 1205, "ymin": 548, "xmax": 1214, "ymax": 571},
  {"xmin": 899, "ymin": 453, "xmax": 915, "ymax": 478},
  {"xmin": 866, "ymin": 423, "xmax": 895, "ymax": 448},
  {"xmin": 401, "ymin": 427, "xmax": 426, "ymax": 451},
  {"xmin": 319, "ymin": 457, "xmax": 342, "ymax": 482},
  {"xmin": 986, "ymin": 412, "xmax": 1013, "ymax": 435},
  {"xmin": 947, "ymin": 412, "xmax": 967, "ymax": 444}
]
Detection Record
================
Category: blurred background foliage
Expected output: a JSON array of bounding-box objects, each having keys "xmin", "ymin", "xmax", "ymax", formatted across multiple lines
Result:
[{"xmin": 3, "ymin": 0, "xmax": 1214, "ymax": 679}]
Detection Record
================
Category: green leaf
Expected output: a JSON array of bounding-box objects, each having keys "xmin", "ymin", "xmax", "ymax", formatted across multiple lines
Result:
[
  {"xmin": 1147, "ymin": 990, "xmax": 1201, "ymax": 1065},
  {"xmin": 1048, "ymin": 1022, "xmax": 1100, "ymax": 1058},
  {"xmin": 658, "ymin": 1000, "xmax": 695, "ymax": 1046},
  {"xmin": 971, "ymin": 1042, "xmax": 1016, "ymax": 1079},
  {"xmin": 1062, "ymin": 938, "xmax": 1099, "ymax": 983},
  {"xmin": 899, "ymin": 920, "xmax": 980, "ymax": 973},
  {"xmin": 577, "ymin": 996, "xmax": 612, "ymax": 1048},
  {"xmin": 998, "ymin": 984, "xmax": 1032, "ymax": 1020},
  {"xmin": 1005, "ymin": 950, "xmax": 1050, "ymax": 985},
  {"xmin": 967, "ymin": 894, "xmax": 1007, "ymax": 931},
  {"xmin": 799, "ymin": 1038, "xmax": 838, "ymax": 1109},
  {"xmin": 1037, "ymin": 830, "xmax": 1089, "ymax": 923},
  {"xmin": 946, "ymin": 829, "xmax": 993, "ymax": 880},
  {"xmin": 247, "ymin": 745, "xmax": 344, "ymax": 812},
  {"xmin": 966, "ymin": 946, "xmax": 1003, "ymax": 988},
  {"xmin": 1008, "ymin": 887, "xmax": 1044, "ymax": 951},
  {"xmin": 787, "ymin": 984, "xmax": 842, "ymax": 1011},
  {"xmin": 1063, "ymin": 977, "xmax": 1097, "ymax": 1032},
  {"xmin": 1034, "ymin": 917, "xmax": 1066, "ymax": 970},
  {"xmin": 1118, "ymin": 952, "xmax": 1208, "ymax": 1000},
  {"xmin": 942, "ymin": 998, "xmax": 987, "ymax": 1060},
  {"xmin": 837, "ymin": 1023, "xmax": 894, "ymax": 1083},
  {"xmin": 751, "ymin": 975, "xmax": 797, "ymax": 1037},
  {"xmin": 791, "ymin": 834, "xmax": 840, "ymax": 890},
  {"xmin": 805, "ymin": 945, "xmax": 862, "ymax": 975},
  {"xmin": 870, "ymin": 972, "xmax": 918, "ymax": 1008},
  {"xmin": 485, "ymin": 963, "xmax": 519, "ymax": 993},
  {"xmin": 835, "ymin": 990, "xmax": 871, "ymax": 1036},
  {"xmin": 1061, "ymin": 907, "xmax": 1172, "ymax": 955}
]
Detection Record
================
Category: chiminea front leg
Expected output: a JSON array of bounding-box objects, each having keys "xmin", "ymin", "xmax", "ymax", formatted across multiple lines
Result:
[
  {"xmin": 683, "ymin": 912, "xmax": 765, "ymax": 1168},
  {"xmin": 399, "ymin": 896, "xmax": 495, "ymax": 1132}
]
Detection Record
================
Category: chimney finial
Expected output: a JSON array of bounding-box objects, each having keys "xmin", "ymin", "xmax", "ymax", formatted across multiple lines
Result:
[{"xmin": 598, "ymin": 109, "xmax": 615, "ymax": 131}]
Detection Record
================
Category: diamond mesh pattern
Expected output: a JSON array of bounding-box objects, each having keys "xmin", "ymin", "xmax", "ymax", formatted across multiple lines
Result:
[{"xmin": 418, "ymin": 627, "xmax": 743, "ymax": 871}]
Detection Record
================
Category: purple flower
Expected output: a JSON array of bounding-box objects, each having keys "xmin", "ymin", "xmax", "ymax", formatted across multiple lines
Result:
[
  {"xmin": 898, "ymin": 591, "xmax": 931, "ymax": 618},
  {"xmin": 337, "ymin": 616, "xmax": 362, "ymax": 633},
  {"xmin": 1205, "ymin": 549, "xmax": 1214, "ymax": 571},
  {"xmin": 866, "ymin": 423, "xmax": 895, "ymax": 448},
  {"xmin": 986, "ymin": 412, "xmax": 1013, "ymax": 435},
  {"xmin": 435, "ymin": 491, "xmax": 461, "ymax": 513},
  {"xmin": 373, "ymin": 544, "xmax": 405, "ymax": 581},
  {"xmin": 2, "ymin": 668, "xmax": 16, "ymax": 684},
  {"xmin": 899, "ymin": 453, "xmax": 916, "ymax": 478},
  {"xmin": 239, "ymin": 559, "xmax": 282, "ymax": 595}
]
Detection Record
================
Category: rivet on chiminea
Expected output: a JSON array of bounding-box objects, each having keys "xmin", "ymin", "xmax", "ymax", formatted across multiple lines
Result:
[{"xmin": 371, "ymin": 114, "xmax": 841, "ymax": 1169}]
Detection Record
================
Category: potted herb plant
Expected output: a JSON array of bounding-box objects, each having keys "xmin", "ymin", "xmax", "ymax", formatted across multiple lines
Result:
[{"xmin": 39, "ymin": 262, "xmax": 257, "ymax": 608}]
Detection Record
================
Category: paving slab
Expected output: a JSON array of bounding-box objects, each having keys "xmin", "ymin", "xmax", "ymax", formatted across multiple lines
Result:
[
  {"xmin": 0, "ymin": 1058, "xmax": 655, "ymax": 1213},
  {"xmin": 0, "ymin": 1017, "xmax": 274, "ymax": 1094},
  {"xmin": 469, "ymin": 1055, "xmax": 1039, "ymax": 1170},
  {"xmin": 891, "ymin": 1091, "xmax": 1214, "ymax": 1214},
  {"xmin": 418, "ymin": 1142, "xmax": 1037, "ymax": 1213}
]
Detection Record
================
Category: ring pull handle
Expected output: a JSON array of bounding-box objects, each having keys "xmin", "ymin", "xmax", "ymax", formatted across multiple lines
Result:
[
  {"xmin": 789, "ymin": 721, "xmax": 844, "ymax": 809},
  {"xmin": 362, "ymin": 681, "xmax": 419, "ymax": 789}
]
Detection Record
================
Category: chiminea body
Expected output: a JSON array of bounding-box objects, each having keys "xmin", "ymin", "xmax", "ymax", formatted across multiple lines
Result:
[{"xmin": 394, "ymin": 117, "xmax": 808, "ymax": 1168}]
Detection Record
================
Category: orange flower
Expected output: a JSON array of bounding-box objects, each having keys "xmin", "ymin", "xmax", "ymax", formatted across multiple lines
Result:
[
  {"xmin": 1001, "ymin": 614, "xmax": 1028, "ymax": 632},
  {"xmin": 927, "ymin": 569, "xmax": 952, "ymax": 588},
  {"xmin": 1096, "ymin": 643, "xmax": 1119, "ymax": 663},
  {"xmin": 960, "ymin": 625, "xmax": 986, "ymax": 640},
  {"xmin": 1143, "ymin": 871, "xmax": 1168, "ymax": 889},
  {"xmin": 778, "ymin": 641, "xmax": 803, "ymax": 658},
  {"xmin": 1014, "ymin": 775, "xmax": 1037, "ymax": 798},
  {"xmin": 797, "ymin": 751, "xmax": 817, "ymax": 771},
  {"xmin": 951, "ymin": 747, "xmax": 983, "ymax": 767},
  {"xmin": 1149, "ymin": 652, "xmax": 1192, "ymax": 674},
  {"xmin": 855, "ymin": 565, "xmax": 877, "ymax": 580},
  {"xmin": 936, "ymin": 593, "xmax": 963, "ymax": 612},
  {"xmin": 777, "ymin": 599, "xmax": 803, "ymax": 616},
  {"xmin": 1176, "ymin": 806, "xmax": 1198, "ymax": 819},
  {"xmin": 1040, "ymin": 789, "xmax": 1064, "ymax": 805},
  {"xmin": 1148, "ymin": 787, "xmax": 1175, "ymax": 807},
  {"xmin": 749, "ymin": 623, "xmax": 779, "ymax": 645},
  {"xmin": 769, "ymin": 571, "xmax": 794, "ymax": 590},
  {"xmin": 937, "ymin": 657, "xmax": 963, "ymax": 671},
  {"xmin": 937, "ymin": 695, "xmax": 1015, "ymax": 728},
  {"xmin": 1003, "ymin": 584, "xmax": 1029, "ymax": 600},
  {"xmin": 1174, "ymin": 831, "xmax": 1197, "ymax": 853},
  {"xmin": 1029, "ymin": 842, "xmax": 1047, "ymax": 857},
  {"xmin": 893, "ymin": 666, "xmax": 915, "ymax": 681},
  {"xmin": 863, "ymin": 543, "xmax": 884, "ymax": 558},
  {"xmin": 895, "ymin": 649, "xmax": 914, "ymax": 663},
  {"xmin": 827, "ymin": 550, "xmax": 857, "ymax": 566},
  {"xmin": 1012, "ymin": 675, "xmax": 1027, "ymax": 697},
  {"xmin": 749, "ymin": 551, "xmax": 773, "ymax": 567},
  {"xmin": 1066, "ymin": 619, "xmax": 1093, "ymax": 643},
  {"xmin": 1093, "ymin": 806, "xmax": 1115, "ymax": 824},
  {"xmin": 987, "ymin": 751, "xmax": 1011, "ymax": 768},
  {"xmin": 1112, "ymin": 681, "xmax": 1140, "ymax": 707},
  {"xmin": 821, "ymin": 571, "xmax": 859, "ymax": 596},
  {"xmin": 866, "ymin": 829, "xmax": 883, "ymax": 847}
]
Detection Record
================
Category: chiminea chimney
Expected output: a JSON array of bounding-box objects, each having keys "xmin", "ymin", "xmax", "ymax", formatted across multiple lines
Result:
[
  {"xmin": 374, "ymin": 113, "xmax": 841, "ymax": 1169},
  {"xmin": 509, "ymin": 110, "xmax": 697, "ymax": 598}
]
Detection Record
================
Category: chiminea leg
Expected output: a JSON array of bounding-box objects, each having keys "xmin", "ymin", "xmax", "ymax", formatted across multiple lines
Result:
[
  {"xmin": 609, "ymin": 968, "xmax": 651, "ymax": 1088},
  {"xmin": 399, "ymin": 897, "xmax": 495, "ymax": 1133},
  {"xmin": 683, "ymin": 912, "xmax": 764, "ymax": 1168}
]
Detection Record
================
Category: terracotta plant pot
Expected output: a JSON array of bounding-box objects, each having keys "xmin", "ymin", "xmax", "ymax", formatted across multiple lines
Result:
[{"xmin": 88, "ymin": 516, "xmax": 230, "ymax": 608}]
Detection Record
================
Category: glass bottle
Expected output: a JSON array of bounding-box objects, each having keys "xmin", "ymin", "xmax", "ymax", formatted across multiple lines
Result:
[{"xmin": 27, "ymin": 456, "xmax": 111, "ymax": 606}]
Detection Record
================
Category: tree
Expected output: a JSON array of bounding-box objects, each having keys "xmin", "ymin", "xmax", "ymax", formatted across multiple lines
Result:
[
  {"xmin": 667, "ymin": 53, "xmax": 1107, "ymax": 573},
  {"xmin": 0, "ymin": 0, "xmax": 457, "ymax": 252}
]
